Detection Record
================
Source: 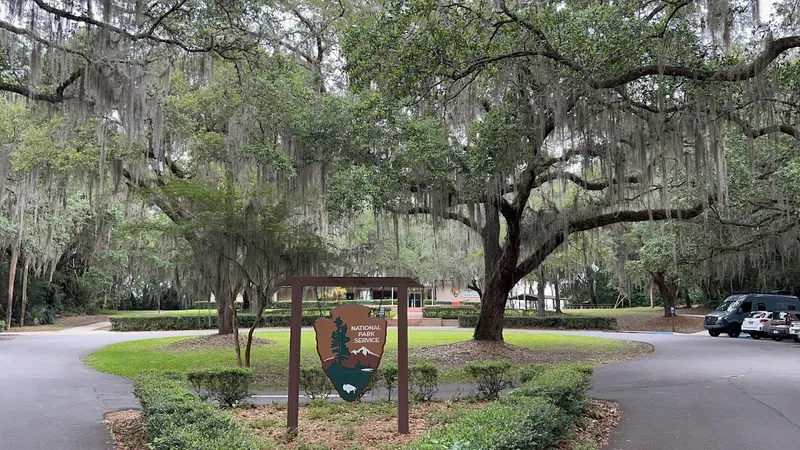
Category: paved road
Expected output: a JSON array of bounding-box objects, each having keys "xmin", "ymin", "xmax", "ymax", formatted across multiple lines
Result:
[
  {"xmin": 591, "ymin": 333, "xmax": 800, "ymax": 450},
  {"xmin": 0, "ymin": 330, "xmax": 208, "ymax": 450},
  {"xmin": 2, "ymin": 328, "xmax": 800, "ymax": 450}
]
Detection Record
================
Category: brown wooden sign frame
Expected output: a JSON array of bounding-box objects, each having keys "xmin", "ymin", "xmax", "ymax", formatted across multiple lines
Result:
[{"xmin": 280, "ymin": 276, "xmax": 422, "ymax": 434}]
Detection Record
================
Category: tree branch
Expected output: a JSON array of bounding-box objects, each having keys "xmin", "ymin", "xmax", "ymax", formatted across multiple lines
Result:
[
  {"xmin": 0, "ymin": 67, "xmax": 83, "ymax": 103},
  {"xmin": 388, "ymin": 206, "xmax": 480, "ymax": 231},
  {"xmin": 536, "ymin": 172, "xmax": 642, "ymax": 191},
  {"xmin": 512, "ymin": 197, "xmax": 712, "ymax": 284}
]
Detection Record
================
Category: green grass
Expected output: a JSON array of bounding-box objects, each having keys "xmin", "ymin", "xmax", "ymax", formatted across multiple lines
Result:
[{"xmin": 85, "ymin": 330, "xmax": 640, "ymax": 389}]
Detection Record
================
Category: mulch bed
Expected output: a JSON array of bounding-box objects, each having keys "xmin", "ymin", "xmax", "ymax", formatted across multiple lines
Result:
[
  {"xmin": 616, "ymin": 315, "xmax": 705, "ymax": 334},
  {"xmin": 559, "ymin": 399, "xmax": 621, "ymax": 450},
  {"xmin": 105, "ymin": 409, "xmax": 148, "ymax": 450},
  {"xmin": 238, "ymin": 401, "xmax": 486, "ymax": 449},
  {"xmin": 162, "ymin": 334, "xmax": 273, "ymax": 351},
  {"xmin": 408, "ymin": 340, "xmax": 651, "ymax": 370}
]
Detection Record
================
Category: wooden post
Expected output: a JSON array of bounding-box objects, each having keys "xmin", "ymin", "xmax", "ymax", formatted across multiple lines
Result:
[
  {"xmin": 287, "ymin": 282, "xmax": 303, "ymax": 431},
  {"xmin": 397, "ymin": 282, "xmax": 409, "ymax": 434}
]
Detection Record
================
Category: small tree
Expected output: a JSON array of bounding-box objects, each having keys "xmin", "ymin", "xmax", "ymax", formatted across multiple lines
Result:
[{"xmin": 331, "ymin": 317, "xmax": 351, "ymax": 366}]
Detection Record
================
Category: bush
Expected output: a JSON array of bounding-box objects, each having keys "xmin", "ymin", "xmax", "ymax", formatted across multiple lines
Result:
[
  {"xmin": 422, "ymin": 306, "xmax": 480, "ymax": 319},
  {"xmin": 411, "ymin": 395, "xmax": 571, "ymax": 450},
  {"xmin": 518, "ymin": 364, "xmax": 547, "ymax": 384},
  {"xmin": 133, "ymin": 371, "xmax": 253, "ymax": 450},
  {"xmin": 379, "ymin": 364, "xmax": 398, "ymax": 401},
  {"xmin": 300, "ymin": 366, "xmax": 332, "ymax": 399},
  {"xmin": 409, "ymin": 363, "xmax": 439, "ymax": 401},
  {"xmin": 109, "ymin": 313, "xmax": 319, "ymax": 331},
  {"xmin": 187, "ymin": 367, "xmax": 253, "ymax": 407},
  {"xmin": 0, "ymin": 320, "xmax": 5, "ymax": 330},
  {"xmin": 28, "ymin": 304, "xmax": 56, "ymax": 325},
  {"xmin": 465, "ymin": 361, "xmax": 513, "ymax": 400},
  {"xmin": 510, "ymin": 367, "xmax": 592, "ymax": 416},
  {"xmin": 457, "ymin": 315, "xmax": 616, "ymax": 330}
]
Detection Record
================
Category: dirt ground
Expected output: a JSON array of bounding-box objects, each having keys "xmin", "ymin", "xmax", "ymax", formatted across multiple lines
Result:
[
  {"xmin": 615, "ymin": 314, "xmax": 705, "ymax": 334},
  {"xmin": 12, "ymin": 314, "xmax": 109, "ymax": 332},
  {"xmin": 161, "ymin": 334, "xmax": 273, "ymax": 351},
  {"xmin": 104, "ymin": 410, "xmax": 149, "ymax": 450},
  {"xmin": 105, "ymin": 399, "xmax": 622, "ymax": 450},
  {"xmin": 408, "ymin": 340, "xmax": 652, "ymax": 371}
]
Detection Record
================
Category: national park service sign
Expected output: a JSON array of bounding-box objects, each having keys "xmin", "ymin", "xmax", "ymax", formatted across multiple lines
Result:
[{"xmin": 314, "ymin": 305, "xmax": 387, "ymax": 401}]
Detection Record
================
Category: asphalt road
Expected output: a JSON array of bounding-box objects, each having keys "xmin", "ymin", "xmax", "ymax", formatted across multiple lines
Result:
[
  {"xmin": 1, "ymin": 329, "xmax": 799, "ymax": 450},
  {"xmin": 591, "ymin": 333, "xmax": 800, "ymax": 450}
]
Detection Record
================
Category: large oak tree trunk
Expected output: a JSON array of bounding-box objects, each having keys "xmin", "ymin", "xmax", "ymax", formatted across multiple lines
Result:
[
  {"xmin": 474, "ymin": 276, "xmax": 511, "ymax": 341},
  {"xmin": 6, "ymin": 245, "xmax": 20, "ymax": 329},
  {"xmin": 652, "ymin": 271, "xmax": 678, "ymax": 317},
  {"xmin": 473, "ymin": 203, "xmax": 517, "ymax": 341},
  {"xmin": 217, "ymin": 294, "xmax": 234, "ymax": 335}
]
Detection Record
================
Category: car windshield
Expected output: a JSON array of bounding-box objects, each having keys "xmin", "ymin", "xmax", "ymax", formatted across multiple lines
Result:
[{"xmin": 716, "ymin": 296, "xmax": 744, "ymax": 312}]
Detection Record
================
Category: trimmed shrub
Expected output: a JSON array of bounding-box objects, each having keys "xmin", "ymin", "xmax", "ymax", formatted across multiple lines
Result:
[
  {"xmin": 300, "ymin": 366, "xmax": 332, "ymax": 399},
  {"xmin": 411, "ymin": 395, "xmax": 571, "ymax": 450},
  {"xmin": 518, "ymin": 364, "xmax": 547, "ymax": 384},
  {"xmin": 457, "ymin": 315, "xmax": 616, "ymax": 330},
  {"xmin": 187, "ymin": 367, "xmax": 253, "ymax": 407},
  {"xmin": 409, "ymin": 363, "xmax": 439, "ymax": 401},
  {"xmin": 465, "ymin": 361, "xmax": 513, "ymax": 400},
  {"xmin": 379, "ymin": 364, "xmax": 399, "ymax": 401},
  {"xmin": 422, "ymin": 306, "xmax": 480, "ymax": 319},
  {"xmin": 510, "ymin": 367, "xmax": 592, "ymax": 415},
  {"xmin": 133, "ymin": 371, "xmax": 252, "ymax": 450},
  {"xmin": 109, "ymin": 313, "xmax": 319, "ymax": 331}
]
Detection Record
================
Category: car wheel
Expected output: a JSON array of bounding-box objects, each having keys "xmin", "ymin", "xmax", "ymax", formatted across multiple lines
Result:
[
  {"xmin": 793, "ymin": 336, "xmax": 800, "ymax": 343},
  {"xmin": 708, "ymin": 330, "xmax": 720, "ymax": 337},
  {"xmin": 727, "ymin": 325, "xmax": 741, "ymax": 338},
  {"xmin": 750, "ymin": 334, "xmax": 762, "ymax": 340},
  {"xmin": 772, "ymin": 337, "xmax": 779, "ymax": 341}
]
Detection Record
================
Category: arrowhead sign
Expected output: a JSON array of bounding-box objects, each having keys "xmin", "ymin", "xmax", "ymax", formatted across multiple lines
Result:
[{"xmin": 314, "ymin": 305, "xmax": 388, "ymax": 401}]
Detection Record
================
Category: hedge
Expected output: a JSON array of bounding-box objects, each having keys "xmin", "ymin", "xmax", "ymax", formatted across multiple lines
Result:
[
  {"xmin": 411, "ymin": 366, "xmax": 593, "ymax": 449},
  {"xmin": 110, "ymin": 313, "xmax": 320, "ymax": 331},
  {"xmin": 410, "ymin": 395, "xmax": 571, "ymax": 450},
  {"xmin": 133, "ymin": 371, "xmax": 252, "ymax": 450},
  {"xmin": 457, "ymin": 315, "xmax": 616, "ymax": 330},
  {"xmin": 509, "ymin": 367, "xmax": 592, "ymax": 415},
  {"xmin": 421, "ymin": 306, "xmax": 480, "ymax": 319}
]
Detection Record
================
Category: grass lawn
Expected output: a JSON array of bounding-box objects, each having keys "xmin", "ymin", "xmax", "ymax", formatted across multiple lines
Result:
[{"xmin": 85, "ymin": 329, "xmax": 647, "ymax": 389}]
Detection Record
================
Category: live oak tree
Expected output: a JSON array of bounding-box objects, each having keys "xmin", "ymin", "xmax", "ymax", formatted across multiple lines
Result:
[
  {"xmin": 0, "ymin": 1, "xmax": 343, "ymax": 333},
  {"xmin": 341, "ymin": 0, "xmax": 800, "ymax": 340}
]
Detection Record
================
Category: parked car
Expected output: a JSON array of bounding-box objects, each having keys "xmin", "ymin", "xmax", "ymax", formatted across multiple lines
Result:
[
  {"xmin": 705, "ymin": 293, "xmax": 800, "ymax": 337},
  {"xmin": 742, "ymin": 311, "xmax": 773, "ymax": 339},
  {"xmin": 768, "ymin": 312, "xmax": 800, "ymax": 341},
  {"xmin": 789, "ymin": 322, "xmax": 800, "ymax": 342}
]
